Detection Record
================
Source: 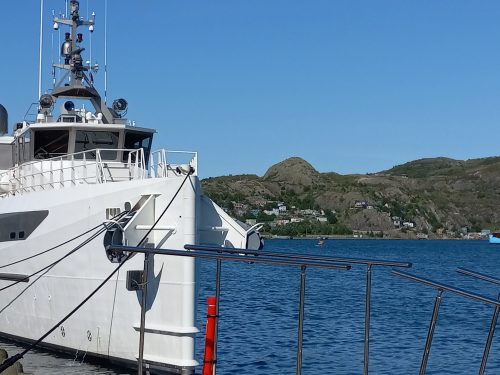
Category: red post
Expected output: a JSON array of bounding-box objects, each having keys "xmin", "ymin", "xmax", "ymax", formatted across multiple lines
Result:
[{"xmin": 202, "ymin": 297, "xmax": 217, "ymax": 375}]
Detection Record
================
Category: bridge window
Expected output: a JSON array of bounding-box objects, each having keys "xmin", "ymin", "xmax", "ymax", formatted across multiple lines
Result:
[
  {"xmin": 75, "ymin": 131, "xmax": 119, "ymax": 160},
  {"xmin": 123, "ymin": 131, "xmax": 152, "ymax": 164},
  {"xmin": 33, "ymin": 130, "xmax": 69, "ymax": 159}
]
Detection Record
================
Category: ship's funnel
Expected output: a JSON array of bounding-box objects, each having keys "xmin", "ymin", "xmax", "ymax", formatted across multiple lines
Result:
[{"xmin": 0, "ymin": 104, "xmax": 8, "ymax": 135}]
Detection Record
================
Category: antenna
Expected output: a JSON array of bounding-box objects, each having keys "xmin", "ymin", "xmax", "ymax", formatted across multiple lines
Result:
[
  {"xmin": 90, "ymin": 12, "xmax": 94, "ymax": 67},
  {"xmin": 104, "ymin": 0, "xmax": 108, "ymax": 104},
  {"xmin": 51, "ymin": 9, "xmax": 56, "ymax": 88},
  {"xmin": 38, "ymin": 0, "xmax": 44, "ymax": 100},
  {"xmin": 87, "ymin": 0, "xmax": 91, "ymax": 65},
  {"xmin": 58, "ymin": 11, "xmax": 62, "ymax": 84}
]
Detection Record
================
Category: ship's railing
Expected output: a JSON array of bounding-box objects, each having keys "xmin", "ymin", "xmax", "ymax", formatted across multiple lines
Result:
[
  {"xmin": 0, "ymin": 148, "xmax": 146, "ymax": 196},
  {"xmin": 108, "ymin": 243, "xmax": 412, "ymax": 375},
  {"xmin": 393, "ymin": 269, "xmax": 500, "ymax": 375},
  {"xmin": 149, "ymin": 149, "xmax": 198, "ymax": 178}
]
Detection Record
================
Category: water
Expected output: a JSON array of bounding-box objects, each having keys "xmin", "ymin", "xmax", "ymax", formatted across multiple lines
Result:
[{"xmin": 2, "ymin": 239, "xmax": 500, "ymax": 374}]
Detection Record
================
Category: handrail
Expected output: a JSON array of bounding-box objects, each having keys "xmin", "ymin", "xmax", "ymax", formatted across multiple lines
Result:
[
  {"xmin": 107, "ymin": 245, "xmax": 351, "ymax": 269},
  {"xmin": 149, "ymin": 149, "xmax": 197, "ymax": 178},
  {"xmin": 110, "ymin": 243, "xmax": 410, "ymax": 375},
  {"xmin": 108, "ymin": 244, "xmax": 351, "ymax": 375},
  {"xmin": 185, "ymin": 243, "xmax": 411, "ymax": 375},
  {"xmin": 184, "ymin": 244, "xmax": 412, "ymax": 268},
  {"xmin": 456, "ymin": 267, "xmax": 500, "ymax": 375},
  {"xmin": 4, "ymin": 148, "xmax": 146, "ymax": 196},
  {"xmin": 393, "ymin": 269, "xmax": 500, "ymax": 375},
  {"xmin": 457, "ymin": 267, "xmax": 500, "ymax": 286},
  {"xmin": 393, "ymin": 270, "xmax": 500, "ymax": 307}
]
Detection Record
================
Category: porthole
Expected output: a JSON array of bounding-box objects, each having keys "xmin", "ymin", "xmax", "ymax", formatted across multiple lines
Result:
[
  {"xmin": 9, "ymin": 232, "xmax": 15, "ymax": 240},
  {"xmin": 19, "ymin": 231, "xmax": 25, "ymax": 239}
]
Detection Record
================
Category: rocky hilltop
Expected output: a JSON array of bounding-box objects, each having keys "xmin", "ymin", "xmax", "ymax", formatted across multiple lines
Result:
[{"xmin": 201, "ymin": 156, "xmax": 500, "ymax": 238}]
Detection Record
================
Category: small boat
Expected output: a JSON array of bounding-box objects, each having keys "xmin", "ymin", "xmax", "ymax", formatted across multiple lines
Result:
[{"xmin": 489, "ymin": 233, "xmax": 500, "ymax": 244}]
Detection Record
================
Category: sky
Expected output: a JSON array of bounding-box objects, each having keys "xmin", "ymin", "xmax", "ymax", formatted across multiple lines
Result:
[{"xmin": 1, "ymin": 1, "xmax": 500, "ymax": 178}]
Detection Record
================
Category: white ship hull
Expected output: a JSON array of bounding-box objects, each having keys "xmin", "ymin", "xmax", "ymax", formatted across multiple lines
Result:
[
  {"xmin": 0, "ymin": 172, "xmax": 253, "ymax": 373},
  {"xmin": 0, "ymin": 4, "xmax": 262, "ymax": 372}
]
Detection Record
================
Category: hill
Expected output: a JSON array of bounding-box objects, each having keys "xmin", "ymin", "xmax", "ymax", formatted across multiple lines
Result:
[{"xmin": 201, "ymin": 156, "xmax": 500, "ymax": 238}]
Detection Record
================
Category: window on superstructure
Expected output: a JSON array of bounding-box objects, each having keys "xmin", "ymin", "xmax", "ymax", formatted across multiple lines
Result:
[
  {"xmin": 74, "ymin": 131, "xmax": 119, "ymax": 160},
  {"xmin": 123, "ymin": 131, "xmax": 152, "ymax": 165},
  {"xmin": 33, "ymin": 130, "xmax": 69, "ymax": 159}
]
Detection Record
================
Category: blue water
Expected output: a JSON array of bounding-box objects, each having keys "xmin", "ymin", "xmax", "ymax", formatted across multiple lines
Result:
[
  {"xmin": 2, "ymin": 239, "xmax": 500, "ymax": 374},
  {"xmin": 195, "ymin": 239, "xmax": 500, "ymax": 375}
]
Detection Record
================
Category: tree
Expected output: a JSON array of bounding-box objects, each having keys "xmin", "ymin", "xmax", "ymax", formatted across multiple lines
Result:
[{"xmin": 324, "ymin": 209, "xmax": 337, "ymax": 225}]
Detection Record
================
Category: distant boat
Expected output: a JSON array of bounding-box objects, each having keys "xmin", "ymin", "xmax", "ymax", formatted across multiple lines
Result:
[{"xmin": 489, "ymin": 233, "xmax": 500, "ymax": 244}]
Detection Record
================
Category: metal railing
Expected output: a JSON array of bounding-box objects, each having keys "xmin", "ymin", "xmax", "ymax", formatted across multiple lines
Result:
[
  {"xmin": 456, "ymin": 268, "xmax": 500, "ymax": 375},
  {"xmin": 1, "ymin": 148, "xmax": 146, "ymax": 196},
  {"xmin": 393, "ymin": 269, "xmax": 500, "ymax": 375},
  {"xmin": 0, "ymin": 148, "xmax": 199, "ymax": 197},
  {"xmin": 149, "ymin": 149, "xmax": 198, "ymax": 178},
  {"xmin": 108, "ymin": 243, "xmax": 411, "ymax": 375}
]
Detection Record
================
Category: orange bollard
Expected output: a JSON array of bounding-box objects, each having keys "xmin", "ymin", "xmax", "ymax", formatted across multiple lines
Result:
[{"xmin": 202, "ymin": 297, "xmax": 217, "ymax": 375}]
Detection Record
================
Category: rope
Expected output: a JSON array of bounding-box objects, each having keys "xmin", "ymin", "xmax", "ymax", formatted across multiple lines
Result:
[
  {"xmin": 0, "ymin": 224, "xmax": 109, "ymax": 313},
  {"xmin": 0, "ymin": 224, "xmax": 110, "ymax": 293},
  {"xmin": 0, "ymin": 210, "xmax": 128, "ymax": 270}
]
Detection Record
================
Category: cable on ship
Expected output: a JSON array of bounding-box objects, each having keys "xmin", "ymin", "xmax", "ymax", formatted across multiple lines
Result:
[
  {"xmin": 0, "ymin": 211, "xmax": 129, "ymax": 270},
  {"xmin": 0, "ymin": 219, "xmax": 121, "ymax": 314},
  {"xmin": 0, "ymin": 167, "xmax": 194, "ymax": 373},
  {"xmin": 0, "ymin": 213, "xmax": 128, "ymax": 294}
]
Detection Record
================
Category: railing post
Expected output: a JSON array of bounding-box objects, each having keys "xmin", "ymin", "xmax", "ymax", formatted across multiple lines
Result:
[
  {"xmin": 296, "ymin": 265, "xmax": 307, "ymax": 375},
  {"xmin": 163, "ymin": 150, "xmax": 168, "ymax": 177},
  {"xmin": 419, "ymin": 289, "xmax": 444, "ymax": 375},
  {"xmin": 364, "ymin": 264, "xmax": 373, "ymax": 375},
  {"xmin": 71, "ymin": 154, "xmax": 75, "ymax": 186},
  {"xmin": 59, "ymin": 159, "xmax": 64, "ymax": 187},
  {"xmin": 49, "ymin": 160, "xmax": 53, "ymax": 188},
  {"xmin": 478, "ymin": 292, "xmax": 500, "ymax": 375},
  {"xmin": 138, "ymin": 252, "xmax": 150, "ymax": 375},
  {"xmin": 83, "ymin": 152, "xmax": 87, "ymax": 182}
]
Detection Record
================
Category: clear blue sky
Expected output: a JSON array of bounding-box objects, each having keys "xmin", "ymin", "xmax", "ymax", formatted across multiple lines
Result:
[{"xmin": 1, "ymin": 1, "xmax": 500, "ymax": 178}]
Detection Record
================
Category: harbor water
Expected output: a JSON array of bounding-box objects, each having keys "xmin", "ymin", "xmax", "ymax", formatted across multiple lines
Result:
[{"xmin": 2, "ymin": 239, "xmax": 500, "ymax": 374}]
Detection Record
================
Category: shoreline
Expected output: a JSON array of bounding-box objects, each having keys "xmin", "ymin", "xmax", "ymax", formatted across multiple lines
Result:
[{"xmin": 263, "ymin": 235, "xmax": 486, "ymax": 241}]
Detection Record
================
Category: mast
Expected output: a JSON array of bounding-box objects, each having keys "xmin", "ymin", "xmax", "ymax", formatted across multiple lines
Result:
[
  {"xmin": 38, "ymin": 0, "xmax": 44, "ymax": 101},
  {"xmin": 44, "ymin": 0, "xmax": 118, "ymax": 124}
]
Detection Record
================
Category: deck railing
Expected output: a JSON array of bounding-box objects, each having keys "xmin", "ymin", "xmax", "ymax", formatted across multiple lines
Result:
[
  {"xmin": 107, "ymin": 243, "xmax": 500, "ymax": 375},
  {"xmin": 0, "ymin": 148, "xmax": 146, "ymax": 196},
  {"xmin": 108, "ymin": 243, "xmax": 412, "ymax": 375},
  {"xmin": 149, "ymin": 149, "xmax": 198, "ymax": 178},
  {"xmin": 393, "ymin": 269, "xmax": 500, "ymax": 375},
  {"xmin": 0, "ymin": 148, "xmax": 199, "ymax": 197}
]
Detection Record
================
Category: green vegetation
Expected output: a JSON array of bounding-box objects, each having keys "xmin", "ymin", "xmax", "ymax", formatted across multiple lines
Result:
[
  {"xmin": 201, "ymin": 155, "xmax": 500, "ymax": 237},
  {"xmin": 264, "ymin": 221, "xmax": 352, "ymax": 237}
]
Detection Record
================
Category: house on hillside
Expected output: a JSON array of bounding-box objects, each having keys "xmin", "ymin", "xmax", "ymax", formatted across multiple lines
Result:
[
  {"xmin": 264, "ymin": 208, "xmax": 280, "ymax": 216},
  {"xmin": 250, "ymin": 209, "xmax": 261, "ymax": 217},
  {"xmin": 403, "ymin": 221, "xmax": 414, "ymax": 229},
  {"xmin": 392, "ymin": 216, "xmax": 401, "ymax": 228},
  {"xmin": 353, "ymin": 200, "xmax": 369, "ymax": 209},
  {"xmin": 276, "ymin": 219, "xmax": 290, "ymax": 226},
  {"xmin": 246, "ymin": 218, "xmax": 257, "ymax": 226}
]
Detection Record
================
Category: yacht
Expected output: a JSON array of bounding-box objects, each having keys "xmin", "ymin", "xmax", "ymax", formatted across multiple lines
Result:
[{"xmin": 0, "ymin": 2, "xmax": 262, "ymax": 374}]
